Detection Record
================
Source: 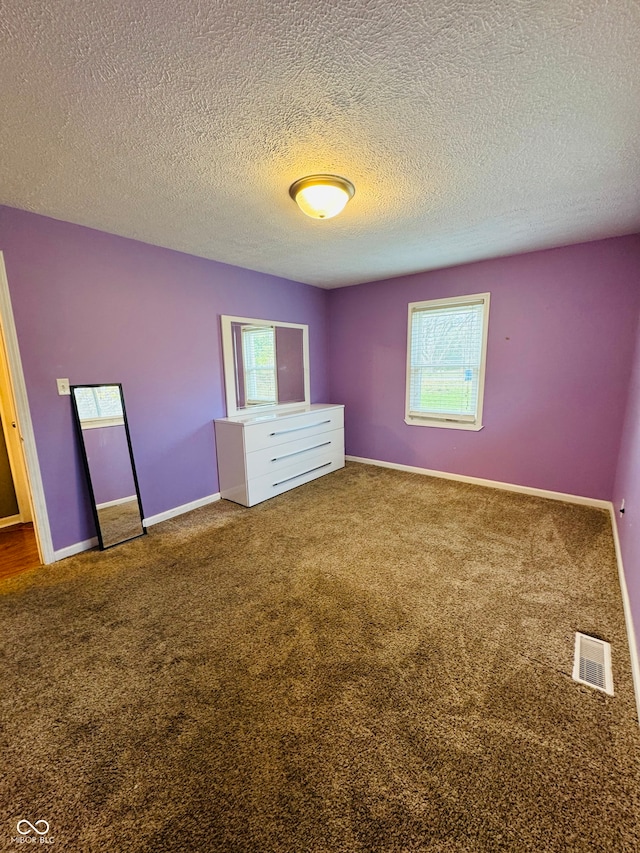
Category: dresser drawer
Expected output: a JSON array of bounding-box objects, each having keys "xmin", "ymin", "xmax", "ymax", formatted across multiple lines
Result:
[
  {"xmin": 243, "ymin": 407, "xmax": 343, "ymax": 453},
  {"xmin": 215, "ymin": 404, "xmax": 345, "ymax": 507},
  {"xmin": 245, "ymin": 428, "xmax": 344, "ymax": 480},
  {"xmin": 246, "ymin": 449, "xmax": 345, "ymax": 506}
]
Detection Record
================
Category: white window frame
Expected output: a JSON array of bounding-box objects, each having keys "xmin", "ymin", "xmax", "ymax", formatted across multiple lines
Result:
[
  {"xmin": 80, "ymin": 416, "xmax": 124, "ymax": 430},
  {"xmin": 405, "ymin": 292, "xmax": 490, "ymax": 431},
  {"xmin": 241, "ymin": 325, "xmax": 278, "ymax": 406}
]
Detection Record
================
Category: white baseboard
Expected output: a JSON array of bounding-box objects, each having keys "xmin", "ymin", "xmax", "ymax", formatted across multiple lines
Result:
[
  {"xmin": 54, "ymin": 537, "xmax": 99, "ymax": 561},
  {"xmin": 96, "ymin": 495, "xmax": 137, "ymax": 510},
  {"xmin": 345, "ymin": 456, "xmax": 612, "ymax": 509},
  {"xmin": 0, "ymin": 514, "xmax": 22, "ymax": 530},
  {"xmin": 143, "ymin": 492, "xmax": 221, "ymax": 527},
  {"xmin": 52, "ymin": 493, "xmax": 221, "ymax": 560},
  {"xmin": 609, "ymin": 508, "xmax": 640, "ymax": 726}
]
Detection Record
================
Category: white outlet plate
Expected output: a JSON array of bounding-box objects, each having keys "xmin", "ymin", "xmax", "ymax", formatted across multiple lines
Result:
[{"xmin": 56, "ymin": 378, "xmax": 70, "ymax": 396}]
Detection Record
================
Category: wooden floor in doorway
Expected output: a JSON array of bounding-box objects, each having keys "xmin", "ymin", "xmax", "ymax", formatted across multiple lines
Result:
[{"xmin": 0, "ymin": 523, "xmax": 41, "ymax": 581}]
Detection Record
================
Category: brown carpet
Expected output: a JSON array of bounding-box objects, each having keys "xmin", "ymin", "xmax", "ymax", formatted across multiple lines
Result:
[{"xmin": 1, "ymin": 462, "xmax": 639, "ymax": 851}]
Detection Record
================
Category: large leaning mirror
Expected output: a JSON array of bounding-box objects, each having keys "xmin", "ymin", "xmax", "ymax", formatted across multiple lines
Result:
[
  {"xmin": 220, "ymin": 315, "xmax": 310, "ymax": 417},
  {"xmin": 71, "ymin": 384, "xmax": 146, "ymax": 549}
]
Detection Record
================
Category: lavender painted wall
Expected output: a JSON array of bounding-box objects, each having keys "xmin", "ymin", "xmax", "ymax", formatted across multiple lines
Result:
[
  {"xmin": 81, "ymin": 425, "xmax": 136, "ymax": 506},
  {"xmin": 613, "ymin": 306, "xmax": 640, "ymax": 652},
  {"xmin": 327, "ymin": 235, "xmax": 640, "ymax": 501},
  {"xmin": 276, "ymin": 326, "xmax": 305, "ymax": 403},
  {"xmin": 0, "ymin": 206, "xmax": 328, "ymax": 551}
]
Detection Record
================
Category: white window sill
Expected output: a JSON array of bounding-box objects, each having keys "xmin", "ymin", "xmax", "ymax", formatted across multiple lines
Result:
[
  {"xmin": 79, "ymin": 417, "xmax": 125, "ymax": 430},
  {"xmin": 404, "ymin": 417, "xmax": 484, "ymax": 431}
]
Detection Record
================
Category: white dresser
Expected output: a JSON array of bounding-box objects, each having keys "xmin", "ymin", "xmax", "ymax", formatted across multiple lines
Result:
[{"xmin": 214, "ymin": 404, "xmax": 345, "ymax": 507}]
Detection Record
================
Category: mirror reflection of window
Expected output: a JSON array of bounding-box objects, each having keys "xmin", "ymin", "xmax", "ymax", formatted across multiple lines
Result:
[
  {"xmin": 241, "ymin": 326, "xmax": 278, "ymax": 406},
  {"xmin": 73, "ymin": 386, "xmax": 124, "ymax": 428},
  {"xmin": 222, "ymin": 315, "xmax": 309, "ymax": 416}
]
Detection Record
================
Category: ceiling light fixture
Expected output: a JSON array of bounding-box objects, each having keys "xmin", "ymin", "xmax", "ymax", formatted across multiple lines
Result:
[{"xmin": 289, "ymin": 174, "xmax": 355, "ymax": 220}]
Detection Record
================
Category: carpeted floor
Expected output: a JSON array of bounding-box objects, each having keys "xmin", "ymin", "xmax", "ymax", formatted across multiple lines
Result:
[{"xmin": 1, "ymin": 462, "xmax": 639, "ymax": 851}]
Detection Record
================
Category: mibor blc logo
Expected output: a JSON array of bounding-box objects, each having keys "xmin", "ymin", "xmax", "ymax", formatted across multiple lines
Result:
[{"xmin": 12, "ymin": 820, "xmax": 54, "ymax": 845}]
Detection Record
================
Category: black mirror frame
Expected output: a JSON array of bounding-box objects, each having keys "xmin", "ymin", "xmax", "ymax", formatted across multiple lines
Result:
[{"xmin": 70, "ymin": 383, "xmax": 146, "ymax": 550}]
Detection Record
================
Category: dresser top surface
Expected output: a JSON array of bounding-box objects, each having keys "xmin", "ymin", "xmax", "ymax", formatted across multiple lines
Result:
[{"xmin": 214, "ymin": 403, "xmax": 343, "ymax": 427}]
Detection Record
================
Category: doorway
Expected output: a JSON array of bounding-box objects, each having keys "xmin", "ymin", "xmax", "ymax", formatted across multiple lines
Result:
[
  {"xmin": 0, "ymin": 322, "xmax": 32, "ymax": 528},
  {"xmin": 0, "ymin": 315, "xmax": 41, "ymax": 577},
  {"xmin": 0, "ymin": 251, "xmax": 54, "ymax": 566}
]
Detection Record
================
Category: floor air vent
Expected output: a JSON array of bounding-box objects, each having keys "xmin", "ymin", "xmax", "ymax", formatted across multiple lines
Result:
[{"xmin": 572, "ymin": 632, "xmax": 614, "ymax": 696}]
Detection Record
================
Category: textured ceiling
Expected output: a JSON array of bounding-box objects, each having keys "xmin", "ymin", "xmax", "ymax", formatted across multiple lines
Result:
[{"xmin": 1, "ymin": 0, "xmax": 639, "ymax": 288}]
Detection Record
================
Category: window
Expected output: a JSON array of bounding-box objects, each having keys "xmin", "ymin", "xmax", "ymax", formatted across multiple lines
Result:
[
  {"xmin": 73, "ymin": 385, "xmax": 124, "ymax": 429},
  {"xmin": 241, "ymin": 326, "xmax": 278, "ymax": 405},
  {"xmin": 405, "ymin": 293, "xmax": 490, "ymax": 430}
]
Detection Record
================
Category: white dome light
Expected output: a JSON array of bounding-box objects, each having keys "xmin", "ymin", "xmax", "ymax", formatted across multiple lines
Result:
[{"xmin": 289, "ymin": 174, "xmax": 355, "ymax": 220}]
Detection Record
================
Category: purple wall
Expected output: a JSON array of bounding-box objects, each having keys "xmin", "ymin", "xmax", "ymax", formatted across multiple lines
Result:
[
  {"xmin": 613, "ymin": 307, "xmax": 640, "ymax": 650},
  {"xmin": 0, "ymin": 206, "xmax": 328, "ymax": 551},
  {"xmin": 276, "ymin": 326, "xmax": 305, "ymax": 403},
  {"xmin": 81, "ymin": 425, "xmax": 136, "ymax": 506},
  {"xmin": 327, "ymin": 235, "xmax": 640, "ymax": 500}
]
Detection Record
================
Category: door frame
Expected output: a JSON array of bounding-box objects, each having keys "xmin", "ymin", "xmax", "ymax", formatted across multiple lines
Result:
[
  {"xmin": 0, "ymin": 251, "xmax": 54, "ymax": 564},
  {"xmin": 0, "ymin": 342, "xmax": 28, "ymax": 526}
]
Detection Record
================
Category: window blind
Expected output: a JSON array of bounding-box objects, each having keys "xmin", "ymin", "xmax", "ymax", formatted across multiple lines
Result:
[
  {"xmin": 408, "ymin": 298, "xmax": 486, "ymax": 423},
  {"xmin": 74, "ymin": 386, "xmax": 123, "ymax": 421},
  {"xmin": 242, "ymin": 326, "xmax": 277, "ymax": 404}
]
